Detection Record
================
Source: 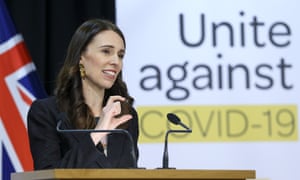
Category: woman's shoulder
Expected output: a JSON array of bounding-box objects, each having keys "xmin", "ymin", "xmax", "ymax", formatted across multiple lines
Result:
[
  {"xmin": 28, "ymin": 96, "xmax": 62, "ymax": 125},
  {"xmin": 30, "ymin": 96, "xmax": 59, "ymax": 113},
  {"xmin": 32, "ymin": 96, "xmax": 56, "ymax": 106}
]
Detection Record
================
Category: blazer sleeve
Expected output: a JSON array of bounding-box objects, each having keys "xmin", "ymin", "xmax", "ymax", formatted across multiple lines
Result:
[
  {"xmin": 27, "ymin": 98, "xmax": 109, "ymax": 169},
  {"xmin": 129, "ymin": 107, "xmax": 139, "ymax": 160}
]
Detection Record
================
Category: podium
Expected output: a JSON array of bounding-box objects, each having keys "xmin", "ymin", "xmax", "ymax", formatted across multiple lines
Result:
[{"xmin": 11, "ymin": 169, "xmax": 256, "ymax": 180}]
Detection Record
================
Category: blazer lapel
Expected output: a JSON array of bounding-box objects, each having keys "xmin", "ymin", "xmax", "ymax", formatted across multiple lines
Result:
[
  {"xmin": 56, "ymin": 112, "xmax": 87, "ymax": 142},
  {"xmin": 56, "ymin": 112, "xmax": 113, "ymax": 168},
  {"xmin": 107, "ymin": 133, "xmax": 125, "ymax": 167}
]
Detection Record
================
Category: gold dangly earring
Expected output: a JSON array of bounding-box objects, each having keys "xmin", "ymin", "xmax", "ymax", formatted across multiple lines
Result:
[{"xmin": 79, "ymin": 63, "xmax": 86, "ymax": 80}]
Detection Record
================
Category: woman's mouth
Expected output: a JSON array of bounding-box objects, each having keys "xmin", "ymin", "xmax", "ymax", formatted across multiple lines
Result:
[{"xmin": 103, "ymin": 70, "xmax": 117, "ymax": 80}]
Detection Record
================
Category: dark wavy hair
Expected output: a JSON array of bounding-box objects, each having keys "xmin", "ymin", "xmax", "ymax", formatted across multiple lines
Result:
[{"xmin": 54, "ymin": 19, "xmax": 134, "ymax": 129}]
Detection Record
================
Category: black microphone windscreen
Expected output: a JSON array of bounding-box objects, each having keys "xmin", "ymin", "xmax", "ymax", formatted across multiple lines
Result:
[{"xmin": 167, "ymin": 113, "xmax": 180, "ymax": 125}]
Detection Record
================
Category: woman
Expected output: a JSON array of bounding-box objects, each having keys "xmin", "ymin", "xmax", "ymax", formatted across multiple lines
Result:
[{"xmin": 27, "ymin": 19, "xmax": 139, "ymax": 169}]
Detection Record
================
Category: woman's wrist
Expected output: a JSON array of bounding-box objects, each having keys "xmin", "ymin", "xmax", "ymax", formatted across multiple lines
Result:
[{"xmin": 90, "ymin": 132, "xmax": 106, "ymax": 145}]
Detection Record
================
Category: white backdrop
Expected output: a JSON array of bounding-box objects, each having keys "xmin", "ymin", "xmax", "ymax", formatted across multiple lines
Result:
[{"xmin": 116, "ymin": 1, "xmax": 299, "ymax": 180}]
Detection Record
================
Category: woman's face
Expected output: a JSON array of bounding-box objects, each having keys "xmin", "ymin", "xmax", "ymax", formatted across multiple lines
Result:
[{"xmin": 80, "ymin": 30, "xmax": 125, "ymax": 90}]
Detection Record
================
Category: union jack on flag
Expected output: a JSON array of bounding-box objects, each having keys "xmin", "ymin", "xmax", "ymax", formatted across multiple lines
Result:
[{"xmin": 0, "ymin": 0, "xmax": 47, "ymax": 179}]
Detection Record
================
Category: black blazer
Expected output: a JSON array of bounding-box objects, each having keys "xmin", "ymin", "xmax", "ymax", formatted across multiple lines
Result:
[{"xmin": 27, "ymin": 96, "xmax": 139, "ymax": 169}]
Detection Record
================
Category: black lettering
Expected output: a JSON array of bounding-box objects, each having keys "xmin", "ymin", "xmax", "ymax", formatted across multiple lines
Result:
[
  {"xmin": 193, "ymin": 64, "xmax": 212, "ymax": 89},
  {"xmin": 250, "ymin": 16, "xmax": 266, "ymax": 47},
  {"xmin": 277, "ymin": 58, "xmax": 293, "ymax": 89},
  {"xmin": 240, "ymin": 11, "xmax": 246, "ymax": 47},
  {"xmin": 269, "ymin": 22, "xmax": 291, "ymax": 47},
  {"xmin": 228, "ymin": 64, "xmax": 250, "ymax": 89},
  {"xmin": 212, "ymin": 22, "xmax": 234, "ymax": 47},
  {"xmin": 226, "ymin": 110, "xmax": 248, "ymax": 137},
  {"xmin": 140, "ymin": 65, "xmax": 161, "ymax": 90},
  {"xmin": 140, "ymin": 111, "xmax": 164, "ymax": 139},
  {"xmin": 166, "ymin": 61, "xmax": 190, "ymax": 100},
  {"xmin": 255, "ymin": 64, "xmax": 273, "ymax": 89},
  {"xmin": 179, "ymin": 13, "xmax": 205, "ymax": 47},
  {"xmin": 193, "ymin": 110, "xmax": 214, "ymax": 137}
]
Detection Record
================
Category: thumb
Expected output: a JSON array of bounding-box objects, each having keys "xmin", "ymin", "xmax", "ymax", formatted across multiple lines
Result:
[{"xmin": 115, "ymin": 114, "xmax": 133, "ymax": 127}]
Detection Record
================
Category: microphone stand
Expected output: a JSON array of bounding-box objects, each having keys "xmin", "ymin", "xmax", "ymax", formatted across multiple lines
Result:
[
  {"xmin": 56, "ymin": 120, "xmax": 137, "ymax": 168},
  {"xmin": 162, "ymin": 129, "xmax": 192, "ymax": 169},
  {"xmin": 160, "ymin": 113, "xmax": 192, "ymax": 169}
]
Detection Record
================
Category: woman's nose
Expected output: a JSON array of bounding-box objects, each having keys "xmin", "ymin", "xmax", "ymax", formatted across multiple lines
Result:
[{"xmin": 110, "ymin": 54, "xmax": 121, "ymax": 65}]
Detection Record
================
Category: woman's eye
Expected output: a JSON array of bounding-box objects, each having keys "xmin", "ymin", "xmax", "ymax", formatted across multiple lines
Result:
[
  {"xmin": 102, "ymin": 49, "xmax": 111, "ymax": 54},
  {"xmin": 118, "ymin": 53, "xmax": 125, "ymax": 59}
]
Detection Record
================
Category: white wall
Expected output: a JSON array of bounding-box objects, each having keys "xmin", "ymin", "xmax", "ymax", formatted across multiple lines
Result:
[{"xmin": 116, "ymin": 1, "xmax": 300, "ymax": 180}]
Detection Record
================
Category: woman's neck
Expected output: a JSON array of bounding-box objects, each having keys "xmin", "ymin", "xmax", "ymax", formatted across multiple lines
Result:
[{"xmin": 82, "ymin": 81, "xmax": 105, "ymax": 117}]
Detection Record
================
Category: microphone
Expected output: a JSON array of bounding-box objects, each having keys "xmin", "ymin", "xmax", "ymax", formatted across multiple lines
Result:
[
  {"xmin": 161, "ymin": 113, "xmax": 192, "ymax": 169},
  {"xmin": 167, "ymin": 113, "xmax": 191, "ymax": 130},
  {"xmin": 56, "ymin": 119, "xmax": 137, "ymax": 168}
]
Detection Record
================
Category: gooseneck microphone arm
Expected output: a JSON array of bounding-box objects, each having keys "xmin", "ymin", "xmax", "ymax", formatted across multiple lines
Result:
[
  {"xmin": 162, "ymin": 113, "xmax": 192, "ymax": 169},
  {"xmin": 56, "ymin": 120, "xmax": 137, "ymax": 168},
  {"xmin": 162, "ymin": 129, "xmax": 191, "ymax": 168}
]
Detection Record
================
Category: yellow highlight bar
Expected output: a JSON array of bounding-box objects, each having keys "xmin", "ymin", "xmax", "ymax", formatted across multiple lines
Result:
[{"xmin": 137, "ymin": 105, "xmax": 298, "ymax": 143}]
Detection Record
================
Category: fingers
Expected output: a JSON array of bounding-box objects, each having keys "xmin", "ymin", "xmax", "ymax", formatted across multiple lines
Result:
[
  {"xmin": 103, "ymin": 95, "xmax": 128, "ymax": 117},
  {"xmin": 98, "ymin": 96, "xmax": 132, "ymax": 130},
  {"xmin": 114, "ymin": 114, "xmax": 132, "ymax": 128},
  {"xmin": 91, "ymin": 96, "xmax": 132, "ymax": 145},
  {"xmin": 92, "ymin": 113, "xmax": 132, "ymax": 145},
  {"xmin": 104, "ymin": 101, "xmax": 132, "ymax": 123},
  {"xmin": 106, "ymin": 95, "xmax": 126, "ymax": 106},
  {"xmin": 103, "ymin": 101, "xmax": 121, "ymax": 116}
]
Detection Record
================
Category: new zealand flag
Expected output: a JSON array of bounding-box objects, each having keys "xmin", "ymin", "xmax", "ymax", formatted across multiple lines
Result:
[{"xmin": 0, "ymin": 0, "xmax": 47, "ymax": 179}]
